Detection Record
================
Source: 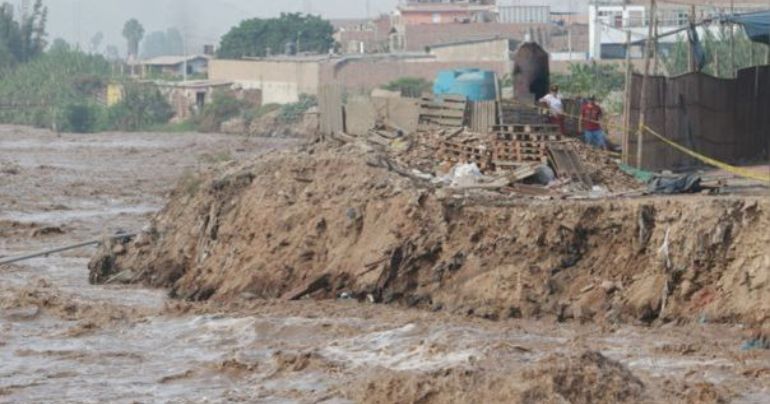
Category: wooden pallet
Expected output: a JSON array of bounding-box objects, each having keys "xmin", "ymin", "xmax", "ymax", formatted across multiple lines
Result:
[{"xmin": 419, "ymin": 95, "xmax": 467, "ymax": 129}]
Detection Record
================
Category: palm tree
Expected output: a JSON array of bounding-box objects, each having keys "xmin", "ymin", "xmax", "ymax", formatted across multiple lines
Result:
[{"xmin": 122, "ymin": 18, "xmax": 144, "ymax": 60}]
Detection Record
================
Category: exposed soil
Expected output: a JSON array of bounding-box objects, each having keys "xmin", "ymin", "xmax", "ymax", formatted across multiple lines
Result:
[
  {"xmin": 98, "ymin": 140, "xmax": 769, "ymax": 327},
  {"xmin": 1, "ymin": 125, "xmax": 768, "ymax": 402}
]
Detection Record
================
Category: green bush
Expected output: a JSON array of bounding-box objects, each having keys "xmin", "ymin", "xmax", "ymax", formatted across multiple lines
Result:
[
  {"xmin": 551, "ymin": 63, "xmax": 625, "ymax": 100},
  {"xmin": 382, "ymin": 77, "xmax": 432, "ymax": 98},
  {"xmin": 108, "ymin": 84, "xmax": 173, "ymax": 131},
  {"xmin": 0, "ymin": 47, "xmax": 110, "ymax": 130},
  {"xmin": 196, "ymin": 90, "xmax": 249, "ymax": 132},
  {"xmin": 60, "ymin": 102, "xmax": 107, "ymax": 133},
  {"xmin": 242, "ymin": 103, "xmax": 281, "ymax": 123},
  {"xmin": 278, "ymin": 94, "xmax": 317, "ymax": 124}
]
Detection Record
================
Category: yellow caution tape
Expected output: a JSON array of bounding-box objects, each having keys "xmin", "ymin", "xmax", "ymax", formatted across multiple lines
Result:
[
  {"xmin": 643, "ymin": 125, "xmax": 770, "ymax": 183},
  {"xmin": 504, "ymin": 98, "xmax": 770, "ymax": 184}
]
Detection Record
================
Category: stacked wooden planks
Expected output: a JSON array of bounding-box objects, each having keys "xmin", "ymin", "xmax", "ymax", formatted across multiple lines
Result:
[
  {"xmin": 419, "ymin": 95, "xmax": 468, "ymax": 130},
  {"xmin": 499, "ymin": 101, "xmax": 545, "ymax": 125}
]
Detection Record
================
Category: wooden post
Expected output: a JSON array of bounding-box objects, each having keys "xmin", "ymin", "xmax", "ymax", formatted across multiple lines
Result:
[
  {"xmin": 653, "ymin": 17, "xmax": 659, "ymax": 75},
  {"xmin": 688, "ymin": 5, "xmax": 696, "ymax": 72},
  {"xmin": 636, "ymin": 0, "xmax": 656, "ymax": 169},
  {"xmin": 765, "ymin": 45, "xmax": 770, "ymax": 65},
  {"xmin": 730, "ymin": 0, "xmax": 735, "ymax": 77},
  {"xmin": 623, "ymin": 30, "xmax": 633, "ymax": 164}
]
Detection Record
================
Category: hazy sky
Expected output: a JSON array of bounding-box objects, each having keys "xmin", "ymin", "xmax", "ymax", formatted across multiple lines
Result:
[
  {"xmin": 27, "ymin": 0, "xmax": 586, "ymax": 56},
  {"xmin": 24, "ymin": 0, "xmax": 400, "ymax": 54}
]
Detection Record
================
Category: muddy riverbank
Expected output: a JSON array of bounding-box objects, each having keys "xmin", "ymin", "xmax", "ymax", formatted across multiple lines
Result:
[{"xmin": 1, "ymin": 126, "xmax": 768, "ymax": 403}]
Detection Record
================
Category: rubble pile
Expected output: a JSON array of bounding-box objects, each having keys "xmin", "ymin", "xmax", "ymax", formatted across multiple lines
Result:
[{"xmin": 90, "ymin": 131, "xmax": 770, "ymax": 326}]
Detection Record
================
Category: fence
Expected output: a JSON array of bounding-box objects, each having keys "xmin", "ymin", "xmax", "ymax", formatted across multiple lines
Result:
[{"xmin": 627, "ymin": 66, "xmax": 769, "ymax": 171}]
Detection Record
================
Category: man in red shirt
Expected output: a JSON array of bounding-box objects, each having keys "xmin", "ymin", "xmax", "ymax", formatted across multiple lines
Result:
[{"xmin": 580, "ymin": 96, "xmax": 607, "ymax": 149}]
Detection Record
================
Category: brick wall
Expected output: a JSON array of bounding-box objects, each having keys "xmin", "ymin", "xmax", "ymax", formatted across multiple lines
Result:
[{"xmin": 320, "ymin": 58, "xmax": 510, "ymax": 94}]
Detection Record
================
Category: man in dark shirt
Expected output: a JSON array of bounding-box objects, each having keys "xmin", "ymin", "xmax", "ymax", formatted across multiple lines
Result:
[{"xmin": 580, "ymin": 96, "xmax": 607, "ymax": 149}]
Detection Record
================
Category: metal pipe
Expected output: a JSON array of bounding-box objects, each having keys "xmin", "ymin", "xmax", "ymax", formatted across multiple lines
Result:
[{"xmin": 0, "ymin": 233, "xmax": 136, "ymax": 266}]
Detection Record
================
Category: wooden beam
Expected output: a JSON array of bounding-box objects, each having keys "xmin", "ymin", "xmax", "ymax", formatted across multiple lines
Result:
[
  {"xmin": 637, "ymin": 0, "xmax": 656, "ymax": 169},
  {"xmin": 653, "ymin": 17, "xmax": 659, "ymax": 76},
  {"xmin": 688, "ymin": 5, "xmax": 696, "ymax": 72},
  {"xmin": 623, "ymin": 30, "xmax": 633, "ymax": 165}
]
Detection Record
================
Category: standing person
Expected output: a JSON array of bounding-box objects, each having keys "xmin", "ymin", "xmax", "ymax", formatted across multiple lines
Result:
[
  {"xmin": 539, "ymin": 85, "xmax": 565, "ymax": 135},
  {"xmin": 580, "ymin": 96, "xmax": 607, "ymax": 149}
]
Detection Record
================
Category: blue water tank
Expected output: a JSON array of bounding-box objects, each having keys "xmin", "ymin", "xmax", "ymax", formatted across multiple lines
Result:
[{"xmin": 433, "ymin": 68, "xmax": 497, "ymax": 102}]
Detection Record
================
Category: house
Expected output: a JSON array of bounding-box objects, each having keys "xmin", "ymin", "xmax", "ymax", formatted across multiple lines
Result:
[
  {"xmin": 394, "ymin": 1, "xmax": 497, "ymax": 26},
  {"xmin": 136, "ymin": 55, "xmax": 211, "ymax": 78},
  {"xmin": 589, "ymin": 0, "xmax": 768, "ymax": 60},
  {"xmin": 334, "ymin": 15, "xmax": 393, "ymax": 54},
  {"xmin": 153, "ymin": 80, "xmax": 236, "ymax": 120}
]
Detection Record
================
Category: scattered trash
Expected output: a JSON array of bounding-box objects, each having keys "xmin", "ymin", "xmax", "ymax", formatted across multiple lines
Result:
[
  {"xmin": 443, "ymin": 163, "xmax": 484, "ymax": 187},
  {"xmin": 741, "ymin": 337, "xmax": 770, "ymax": 351},
  {"xmin": 648, "ymin": 174, "xmax": 702, "ymax": 194},
  {"xmin": 533, "ymin": 165, "xmax": 555, "ymax": 185}
]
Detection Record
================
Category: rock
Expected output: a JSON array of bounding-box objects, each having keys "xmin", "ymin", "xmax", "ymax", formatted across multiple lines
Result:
[
  {"xmin": 680, "ymin": 280, "xmax": 695, "ymax": 298},
  {"xmin": 112, "ymin": 244, "xmax": 126, "ymax": 255},
  {"xmin": 601, "ymin": 280, "xmax": 618, "ymax": 294}
]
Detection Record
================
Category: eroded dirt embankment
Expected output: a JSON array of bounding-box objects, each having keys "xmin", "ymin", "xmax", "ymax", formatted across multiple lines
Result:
[{"xmin": 91, "ymin": 143, "xmax": 770, "ymax": 326}]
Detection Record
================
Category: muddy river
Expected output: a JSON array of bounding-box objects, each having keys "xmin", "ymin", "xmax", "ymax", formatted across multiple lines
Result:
[{"xmin": 1, "ymin": 126, "xmax": 767, "ymax": 403}]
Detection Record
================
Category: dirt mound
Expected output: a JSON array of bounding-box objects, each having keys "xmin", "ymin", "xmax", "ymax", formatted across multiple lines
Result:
[
  {"xmin": 90, "ymin": 140, "xmax": 770, "ymax": 326},
  {"xmin": 521, "ymin": 351, "xmax": 645, "ymax": 403},
  {"xmin": 247, "ymin": 108, "xmax": 319, "ymax": 138},
  {"xmin": 347, "ymin": 350, "xmax": 645, "ymax": 403}
]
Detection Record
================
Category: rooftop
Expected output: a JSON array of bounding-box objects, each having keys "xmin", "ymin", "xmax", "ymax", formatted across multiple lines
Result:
[{"xmin": 141, "ymin": 55, "xmax": 210, "ymax": 66}]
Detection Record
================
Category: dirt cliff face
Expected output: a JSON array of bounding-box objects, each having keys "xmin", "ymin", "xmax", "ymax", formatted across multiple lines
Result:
[{"xmin": 91, "ymin": 142, "xmax": 770, "ymax": 326}]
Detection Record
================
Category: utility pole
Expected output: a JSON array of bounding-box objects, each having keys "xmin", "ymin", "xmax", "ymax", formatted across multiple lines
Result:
[{"xmin": 637, "ymin": 0, "xmax": 656, "ymax": 169}]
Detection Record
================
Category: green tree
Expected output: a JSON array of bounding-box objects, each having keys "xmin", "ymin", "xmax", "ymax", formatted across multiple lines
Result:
[
  {"xmin": 218, "ymin": 13, "xmax": 334, "ymax": 58},
  {"xmin": 663, "ymin": 28, "xmax": 767, "ymax": 78},
  {"xmin": 0, "ymin": 0, "xmax": 47, "ymax": 68},
  {"xmin": 122, "ymin": 18, "xmax": 144, "ymax": 59},
  {"xmin": 551, "ymin": 62, "xmax": 625, "ymax": 100},
  {"xmin": 89, "ymin": 31, "xmax": 103, "ymax": 53},
  {"xmin": 141, "ymin": 28, "xmax": 184, "ymax": 59}
]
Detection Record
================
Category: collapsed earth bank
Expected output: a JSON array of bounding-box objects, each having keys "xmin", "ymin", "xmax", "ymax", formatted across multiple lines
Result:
[{"xmin": 90, "ymin": 142, "xmax": 770, "ymax": 326}]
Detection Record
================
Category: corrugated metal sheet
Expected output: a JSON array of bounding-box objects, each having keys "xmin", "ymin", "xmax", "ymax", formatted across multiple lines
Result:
[{"xmin": 498, "ymin": 6, "xmax": 551, "ymax": 24}]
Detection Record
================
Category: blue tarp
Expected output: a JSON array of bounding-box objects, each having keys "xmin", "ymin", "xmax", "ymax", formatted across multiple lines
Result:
[{"xmin": 724, "ymin": 10, "xmax": 770, "ymax": 45}]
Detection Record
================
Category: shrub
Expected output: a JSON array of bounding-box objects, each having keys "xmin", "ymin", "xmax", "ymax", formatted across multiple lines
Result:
[
  {"xmin": 196, "ymin": 90, "xmax": 248, "ymax": 132},
  {"xmin": 382, "ymin": 77, "xmax": 432, "ymax": 98},
  {"xmin": 278, "ymin": 94, "xmax": 317, "ymax": 124},
  {"xmin": 108, "ymin": 84, "xmax": 174, "ymax": 131},
  {"xmin": 60, "ymin": 102, "xmax": 107, "ymax": 133}
]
